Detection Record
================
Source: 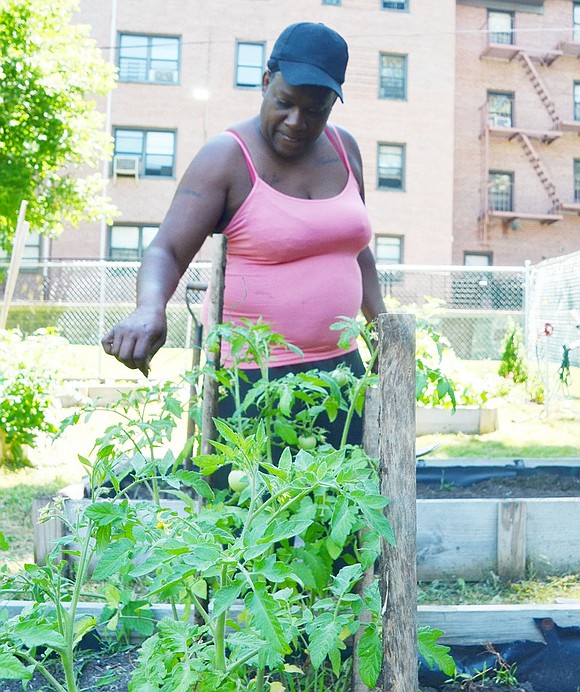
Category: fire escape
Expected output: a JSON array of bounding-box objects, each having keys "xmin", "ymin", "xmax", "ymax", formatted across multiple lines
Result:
[{"xmin": 478, "ymin": 25, "xmax": 580, "ymax": 241}]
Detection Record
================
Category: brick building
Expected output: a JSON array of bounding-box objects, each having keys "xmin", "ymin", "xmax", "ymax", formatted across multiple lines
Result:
[{"xmin": 47, "ymin": 0, "xmax": 579, "ymax": 267}]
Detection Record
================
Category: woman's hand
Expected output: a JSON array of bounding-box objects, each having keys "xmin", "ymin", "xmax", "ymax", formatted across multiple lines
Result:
[{"xmin": 101, "ymin": 306, "xmax": 167, "ymax": 376}]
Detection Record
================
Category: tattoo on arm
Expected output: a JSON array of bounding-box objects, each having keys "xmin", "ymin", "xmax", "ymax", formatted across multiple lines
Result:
[{"xmin": 176, "ymin": 188, "xmax": 202, "ymax": 198}]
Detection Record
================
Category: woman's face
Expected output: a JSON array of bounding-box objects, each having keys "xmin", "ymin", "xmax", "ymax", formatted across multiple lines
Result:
[{"xmin": 259, "ymin": 71, "xmax": 336, "ymax": 160}]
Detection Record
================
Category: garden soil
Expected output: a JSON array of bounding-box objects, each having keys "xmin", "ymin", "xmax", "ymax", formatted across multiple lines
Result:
[{"xmin": 416, "ymin": 472, "xmax": 580, "ymax": 498}]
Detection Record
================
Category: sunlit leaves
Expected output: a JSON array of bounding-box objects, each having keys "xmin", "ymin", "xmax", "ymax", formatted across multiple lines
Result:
[{"xmin": 0, "ymin": 0, "xmax": 117, "ymax": 246}]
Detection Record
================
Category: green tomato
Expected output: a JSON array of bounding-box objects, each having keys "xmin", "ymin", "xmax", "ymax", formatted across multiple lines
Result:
[
  {"xmin": 227, "ymin": 469, "xmax": 249, "ymax": 493},
  {"xmin": 331, "ymin": 368, "xmax": 349, "ymax": 387},
  {"xmin": 298, "ymin": 435, "xmax": 317, "ymax": 451}
]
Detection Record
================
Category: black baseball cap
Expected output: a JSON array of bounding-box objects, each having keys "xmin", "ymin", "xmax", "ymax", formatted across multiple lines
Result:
[{"xmin": 269, "ymin": 22, "xmax": 349, "ymax": 102}]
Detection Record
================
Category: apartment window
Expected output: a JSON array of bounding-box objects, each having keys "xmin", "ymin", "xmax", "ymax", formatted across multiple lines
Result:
[
  {"xmin": 378, "ymin": 143, "xmax": 405, "ymax": 190},
  {"xmin": 574, "ymin": 82, "xmax": 580, "ymax": 121},
  {"xmin": 464, "ymin": 252, "xmax": 492, "ymax": 266},
  {"xmin": 375, "ymin": 236, "xmax": 403, "ymax": 263},
  {"xmin": 114, "ymin": 129, "xmax": 176, "ymax": 178},
  {"xmin": 575, "ymin": 160, "xmax": 580, "ymax": 203},
  {"xmin": 488, "ymin": 91, "xmax": 513, "ymax": 127},
  {"xmin": 236, "ymin": 42, "xmax": 265, "ymax": 88},
  {"xmin": 489, "ymin": 171, "xmax": 513, "ymax": 211},
  {"xmin": 118, "ymin": 34, "xmax": 179, "ymax": 83},
  {"xmin": 108, "ymin": 225, "xmax": 158, "ymax": 260},
  {"xmin": 488, "ymin": 10, "xmax": 514, "ymax": 45},
  {"xmin": 379, "ymin": 54, "xmax": 407, "ymax": 100},
  {"xmin": 574, "ymin": 2, "xmax": 580, "ymax": 43},
  {"xmin": 0, "ymin": 232, "xmax": 41, "ymax": 261},
  {"xmin": 322, "ymin": 0, "xmax": 341, "ymax": 4},
  {"xmin": 382, "ymin": 0, "xmax": 408, "ymax": 10}
]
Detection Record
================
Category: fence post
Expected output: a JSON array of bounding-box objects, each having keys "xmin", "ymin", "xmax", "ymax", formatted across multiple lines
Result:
[
  {"xmin": 377, "ymin": 313, "xmax": 418, "ymax": 691},
  {"xmin": 200, "ymin": 234, "xmax": 227, "ymax": 456}
]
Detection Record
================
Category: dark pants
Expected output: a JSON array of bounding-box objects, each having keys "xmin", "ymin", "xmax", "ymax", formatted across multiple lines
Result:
[{"xmin": 211, "ymin": 349, "xmax": 366, "ymax": 489}]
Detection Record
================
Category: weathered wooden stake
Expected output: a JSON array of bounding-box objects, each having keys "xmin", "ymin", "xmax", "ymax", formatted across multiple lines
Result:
[
  {"xmin": 0, "ymin": 200, "xmax": 29, "ymax": 330},
  {"xmin": 377, "ymin": 313, "xmax": 418, "ymax": 691},
  {"xmin": 200, "ymin": 234, "xmax": 227, "ymax": 457}
]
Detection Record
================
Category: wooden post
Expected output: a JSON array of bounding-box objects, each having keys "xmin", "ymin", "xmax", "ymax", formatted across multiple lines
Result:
[
  {"xmin": 32, "ymin": 497, "xmax": 63, "ymax": 566},
  {"xmin": 200, "ymin": 234, "xmax": 227, "ymax": 455},
  {"xmin": 377, "ymin": 313, "xmax": 418, "ymax": 691},
  {"xmin": 0, "ymin": 200, "xmax": 29, "ymax": 330},
  {"xmin": 497, "ymin": 500, "xmax": 526, "ymax": 580}
]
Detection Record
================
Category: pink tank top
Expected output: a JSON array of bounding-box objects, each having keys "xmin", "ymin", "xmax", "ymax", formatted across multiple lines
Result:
[{"xmin": 204, "ymin": 126, "xmax": 373, "ymax": 368}]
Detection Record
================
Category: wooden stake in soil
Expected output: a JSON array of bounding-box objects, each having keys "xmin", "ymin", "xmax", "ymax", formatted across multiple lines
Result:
[
  {"xmin": 200, "ymin": 234, "xmax": 227, "ymax": 457},
  {"xmin": 377, "ymin": 313, "xmax": 418, "ymax": 691}
]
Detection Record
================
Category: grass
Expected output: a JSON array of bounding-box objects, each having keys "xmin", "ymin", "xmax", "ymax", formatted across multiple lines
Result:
[
  {"xmin": 418, "ymin": 360, "xmax": 580, "ymax": 459},
  {"xmin": 419, "ymin": 573, "xmax": 580, "ymax": 606}
]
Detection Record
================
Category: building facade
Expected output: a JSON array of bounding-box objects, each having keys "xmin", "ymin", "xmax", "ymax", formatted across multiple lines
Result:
[
  {"xmin": 454, "ymin": 0, "xmax": 580, "ymax": 266},
  {"xmin": 47, "ymin": 0, "xmax": 579, "ymax": 267}
]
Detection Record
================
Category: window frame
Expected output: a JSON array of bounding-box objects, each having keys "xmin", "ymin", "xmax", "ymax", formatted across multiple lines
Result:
[
  {"xmin": 377, "ymin": 142, "xmax": 406, "ymax": 191},
  {"xmin": 487, "ymin": 90, "xmax": 514, "ymax": 128},
  {"xmin": 574, "ymin": 159, "xmax": 580, "ymax": 203},
  {"xmin": 375, "ymin": 235, "xmax": 403, "ymax": 264},
  {"xmin": 0, "ymin": 231, "xmax": 42, "ymax": 262},
  {"xmin": 235, "ymin": 41, "xmax": 265, "ymax": 89},
  {"xmin": 488, "ymin": 9, "xmax": 515, "ymax": 45},
  {"xmin": 574, "ymin": 2, "xmax": 580, "ymax": 43},
  {"xmin": 379, "ymin": 53, "xmax": 407, "ymax": 100},
  {"xmin": 117, "ymin": 33, "xmax": 180, "ymax": 84},
  {"xmin": 574, "ymin": 81, "xmax": 580, "ymax": 121},
  {"xmin": 107, "ymin": 224, "xmax": 159, "ymax": 261},
  {"xmin": 381, "ymin": 0, "xmax": 409, "ymax": 11},
  {"xmin": 464, "ymin": 252, "xmax": 493, "ymax": 267},
  {"xmin": 322, "ymin": 0, "xmax": 341, "ymax": 4},
  {"xmin": 488, "ymin": 170, "xmax": 514, "ymax": 212},
  {"xmin": 113, "ymin": 128, "xmax": 177, "ymax": 179}
]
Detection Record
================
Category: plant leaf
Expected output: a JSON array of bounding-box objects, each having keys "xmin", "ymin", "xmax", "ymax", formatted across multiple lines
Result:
[
  {"xmin": 307, "ymin": 612, "xmax": 342, "ymax": 669},
  {"xmin": 418, "ymin": 626, "xmax": 456, "ymax": 676},
  {"xmin": 0, "ymin": 652, "xmax": 31, "ymax": 680},
  {"xmin": 14, "ymin": 621, "xmax": 66, "ymax": 651},
  {"xmin": 357, "ymin": 624, "xmax": 382, "ymax": 687},
  {"xmin": 245, "ymin": 582, "xmax": 289, "ymax": 654},
  {"xmin": 92, "ymin": 538, "xmax": 134, "ymax": 580}
]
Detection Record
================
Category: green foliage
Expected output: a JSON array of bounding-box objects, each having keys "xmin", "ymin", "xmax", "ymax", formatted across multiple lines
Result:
[
  {"xmin": 0, "ymin": 0, "xmax": 117, "ymax": 247},
  {"xmin": 415, "ymin": 321, "xmax": 489, "ymax": 409},
  {"xmin": 418, "ymin": 626, "xmax": 455, "ymax": 677},
  {"xmin": 0, "ymin": 328, "xmax": 65, "ymax": 469},
  {"xmin": 498, "ymin": 322, "xmax": 528, "ymax": 384},
  {"xmin": 0, "ymin": 320, "xmax": 456, "ymax": 690}
]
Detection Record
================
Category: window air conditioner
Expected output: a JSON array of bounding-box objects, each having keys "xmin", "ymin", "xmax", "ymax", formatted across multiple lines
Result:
[
  {"xmin": 490, "ymin": 115, "xmax": 512, "ymax": 128},
  {"xmin": 113, "ymin": 155, "xmax": 140, "ymax": 181},
  {"xmin": 149, "ymin": 69, "xmax": 178, "ymax": 83}
]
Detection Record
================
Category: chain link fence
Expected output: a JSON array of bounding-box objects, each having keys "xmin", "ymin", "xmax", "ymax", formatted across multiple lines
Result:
[
  {"xmin": 526, "ymin": 251, "xmax": 580, "ymax": 370},
  {"xmin": 1, "ymin": 259, "xmax": 526, "ymax": 368},
  {"xmin": 2, "ymin": 254, "xmax": 578, "ymax": 374}
]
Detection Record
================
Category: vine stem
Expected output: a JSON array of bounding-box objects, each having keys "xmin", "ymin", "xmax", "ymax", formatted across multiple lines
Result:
[
  {"xmin": 214, "ymin": 564, "xmax": 228, "ymax": 673},
  {"xmin": 60, "ymin": 518, "xmax": 96, "ymax": 692},
  {"xmin": 18, "ymin": 651, "xmax": 68, "ymax": 692},
  {"xmin": 340, "ymin": 336, "xmax": 378, "ymax": 449}
]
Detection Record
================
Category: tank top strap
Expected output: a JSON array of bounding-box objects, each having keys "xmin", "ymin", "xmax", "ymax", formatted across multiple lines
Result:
[
  {"xmin": 224, "ymin": 130, "xmax": 257, "ymax": 184},
  {"xmin": 325, "ymin": 125, "xmax": 351, "ymax": 173}
]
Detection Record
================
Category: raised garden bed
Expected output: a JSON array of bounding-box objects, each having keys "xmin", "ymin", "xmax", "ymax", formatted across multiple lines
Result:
[
  {"xmin": 415, "ymin": 458, "xmax": 580, "ymax": 581},
  {"xmin": 416, "ymin": 405, "xmax": 499, "ymax": 435}
]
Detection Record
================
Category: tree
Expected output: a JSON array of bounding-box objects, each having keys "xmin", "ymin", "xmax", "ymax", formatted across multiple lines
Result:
[{"xmin": 0, "ymin": 0, "xmax": 117, "ymax": 251}]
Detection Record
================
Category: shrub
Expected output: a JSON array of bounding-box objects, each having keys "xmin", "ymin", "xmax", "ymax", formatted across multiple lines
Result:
[
  {"xmin": 0, "ymin": 328, "xmax": 65, "ymax": 469},
  {"xmin": 498, "ymin": 323, "xmax": 528, "ymax": 384}
]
